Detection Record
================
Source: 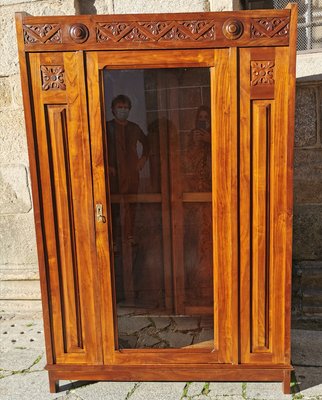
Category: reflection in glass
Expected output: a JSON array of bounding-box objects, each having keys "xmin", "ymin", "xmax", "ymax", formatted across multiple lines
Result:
[{"xmin": 104, "ymin": 68, "xmax": 213, "ymax": 349}]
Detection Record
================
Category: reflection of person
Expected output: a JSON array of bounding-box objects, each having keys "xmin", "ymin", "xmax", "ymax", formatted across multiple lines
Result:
[
  {"xmin": 193, "ymin": 105, "xmax": 211, "ymax": 143},
  {"xmin": 107, "ymin": 94, "xmax": 149, "ymax": 194},
  {"xmin": 184, "ymin": 105, "xmax": 213, "ymax": 309},
  {"xmin": 185, "ymin": 105, "xmax": 211, "ymax": 192},
  {"xmin": 106, "ymin": 95, "xmax": 149, "ymax": 303}
]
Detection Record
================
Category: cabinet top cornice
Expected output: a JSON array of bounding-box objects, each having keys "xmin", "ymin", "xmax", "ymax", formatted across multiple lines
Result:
[{"xmin": 16, "ymin": 8, "xmax": 293, "ymax": 52}]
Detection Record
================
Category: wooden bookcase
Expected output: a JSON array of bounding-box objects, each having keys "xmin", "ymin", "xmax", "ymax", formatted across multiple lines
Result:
[{"xmin": 15, "ymin": 4, "xmax": 297, "ymax": 394}]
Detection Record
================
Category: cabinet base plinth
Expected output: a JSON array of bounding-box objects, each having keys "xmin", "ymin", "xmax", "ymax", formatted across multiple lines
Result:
[{"xmin": 46, "ymin": 364, "xmax": 293, "ymax": 394}]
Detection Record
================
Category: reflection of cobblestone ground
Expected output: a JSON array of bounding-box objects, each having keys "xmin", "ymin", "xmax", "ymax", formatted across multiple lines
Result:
[{"xmin": 117, "ymin": 310, "xmax": 214, "ymax": 349}]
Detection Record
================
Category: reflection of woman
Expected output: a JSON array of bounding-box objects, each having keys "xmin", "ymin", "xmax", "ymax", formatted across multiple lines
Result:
[
  {"xmin": 184, "ymin": 105, "xmax": 213, "ymax": 309},
  {"xmin": 106, "ymin": 94, "xmax": 149, "ymax": 303},
  {"xmin": 107, "ymin": 94, "xmax": 149, "ymax": 195},
  {"xmin": 185, "ymin": 105, "xmax": 211, "ymax": 192}
]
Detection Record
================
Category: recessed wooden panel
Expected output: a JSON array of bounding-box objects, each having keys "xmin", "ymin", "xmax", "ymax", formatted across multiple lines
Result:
[
  {"xmin": 251, "ymin": 100, "xmax": 272, "ymax": 353},
  {"xmin": 46, "ymin": 105, "xmax": 83, "ymax": 355}
]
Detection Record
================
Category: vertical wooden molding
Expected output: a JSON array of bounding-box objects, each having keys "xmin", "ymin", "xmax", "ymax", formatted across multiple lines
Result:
[
  {"xmin": 63, "ymin": 51, "xmax": 103, "ymax": 364},
  {"xmin": 284, "ymin": 2, "xmax": 298, "ymax": 367},
  {"xmin": 212, "ymin": 49, "xmax": 238, "ymax": 363},
  {"xmin": 86, "ymin": 52, "xmax": 116, "ymax": 364}
]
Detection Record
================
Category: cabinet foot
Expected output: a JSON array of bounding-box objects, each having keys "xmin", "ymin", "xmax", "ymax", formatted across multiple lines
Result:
[
  {"xmin": 49, "ymin": 374, "xmax": 59, "ymax": 393},
  {"xmin": 283, "ymin": 370, "xmax": 291, "ymax": 394}
]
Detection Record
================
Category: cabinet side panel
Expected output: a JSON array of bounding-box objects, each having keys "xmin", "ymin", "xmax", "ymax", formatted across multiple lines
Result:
[
  {"xmin": 239, "ymin": 47, "xmax": 290, "ymax": 364},
  {"xmin": 284, "ymin": 3, "xmax": 297, "ymax": 365},
  {"xmin": 29, "ymin": 53, "xmax": 67, "ymax": 364},
  {"xmin": 271, "ymin": 46, "xmax": 290, "ymax": 364},
  {"xmin": 28, "ymin": 52, "xmax": 102, "ymax": 365}
]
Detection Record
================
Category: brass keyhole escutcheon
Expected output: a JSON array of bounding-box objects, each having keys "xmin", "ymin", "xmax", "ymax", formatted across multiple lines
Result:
[{"xmin": 96, "ymin": 204, "xmax": 106, "ymax": 223}]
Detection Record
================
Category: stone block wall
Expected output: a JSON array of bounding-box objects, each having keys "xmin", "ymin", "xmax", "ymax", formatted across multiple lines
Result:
[
  {"xmin": 0, "ymin": 0, "xmax": 79, "ymax": 315},
  {"xmin": 293, "ymin": 81, "xmax": 322, "ymax": 327},
  {"xmin": 0, "ymin": 0, "xmax": 321, "ymax": 325}
]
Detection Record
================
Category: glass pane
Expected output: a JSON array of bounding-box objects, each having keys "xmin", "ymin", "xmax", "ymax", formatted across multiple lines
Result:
[{"xmin": 103, "ymin": 68, "xmax": 213, "ymax": 349}]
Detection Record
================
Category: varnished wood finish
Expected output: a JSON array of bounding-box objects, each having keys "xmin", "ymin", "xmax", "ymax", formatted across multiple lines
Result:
[
  {"xmin": 284, "ymin": 2, "xmax": 298, "ymax": 367},
  {"xmin": 87, "ymin": 49, "xmax": 234, "ymax": 365},
  {"xmin": 211, "ymin": 48, "xmax": 238, "ymax": 363},
  {"xmin": 15, "ymin": 4, "xmax": 297, "ymax": 395},
  {"xmin": 20, "ymin": 10, "xmax": 291, "ymax": 52},
  {"xmin": 86, "ymin": 52, "xmax": 116, "ymax": 364},
  {"xmin": 28, "ymin": 51, "xmax": 102, "ymax": 364},
  {"xmin": 47, "ymin": 363, "xmax": 293, "ymax": 393},
  {"xmin": 239, "ymin": 44, "xmax": 292, "ymax": 365}
]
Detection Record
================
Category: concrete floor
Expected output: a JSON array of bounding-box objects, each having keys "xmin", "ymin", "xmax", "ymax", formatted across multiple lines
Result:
[{"xmin": 0, "ymin": 311, "xmax": 322, "ymax": 400}]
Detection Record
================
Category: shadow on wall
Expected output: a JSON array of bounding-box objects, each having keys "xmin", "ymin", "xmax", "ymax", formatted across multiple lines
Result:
[
  {"xmin": 75, "ymin": 0, "xmax": 97, "ymax": 14},
  {"xmin": 297, "ymin": 74, "xmax": 322, "ymax": 83},
  {"xmin": 292, "ymin": 330, "xmax": 322, "ymax": 394}
]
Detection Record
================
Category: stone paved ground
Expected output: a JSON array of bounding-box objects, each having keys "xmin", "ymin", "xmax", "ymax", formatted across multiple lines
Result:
[{"xmin": 0, "ymin": 312, "xmax": 322, "ymax": 400}]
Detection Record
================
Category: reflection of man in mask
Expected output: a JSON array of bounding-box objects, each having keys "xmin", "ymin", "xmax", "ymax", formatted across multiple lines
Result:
[{"xmin": 107, "ymin": 94, "xmax": 149, "ymax": 194}]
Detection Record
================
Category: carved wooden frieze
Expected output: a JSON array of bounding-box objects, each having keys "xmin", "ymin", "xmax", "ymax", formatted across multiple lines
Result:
[
  {"xmin": 250, "ymin": 17, "xmax": 289, "ymax": 38},
  {"xmin": 40, "ymin": 65, "xmax": 66, "ymax": 90},
  {"xmin": 24, "ymin": 24, "xmax": 62, "ymax": 44},
  {"xmin": 21, "ymin": 10, "xmax": 291, "ymax": 50},
  {"xmin": 96, "ymin": 20, "xmax": 216, "ymax": 43},
  {"xmin": 251, "ymin": 61, "xmax": 275, "ymax": 86}
]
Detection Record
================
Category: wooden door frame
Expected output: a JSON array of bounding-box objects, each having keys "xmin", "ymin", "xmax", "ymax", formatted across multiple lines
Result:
[{"xmin": 86, "ymin": 48, "xmax": 238, "ymax": 366}]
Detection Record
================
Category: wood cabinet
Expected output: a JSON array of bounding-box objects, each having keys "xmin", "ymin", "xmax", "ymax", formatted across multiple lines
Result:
[{"xmin": 15, "ymin": 4, "xmax": 297, "ymax": 394}]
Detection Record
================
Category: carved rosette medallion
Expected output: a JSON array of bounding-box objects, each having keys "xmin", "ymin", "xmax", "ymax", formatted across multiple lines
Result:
[
  {"xmin": 69, "ymin": 24, "xmax": 89, "ymax": 43},
  {"xmin": 222, "ymin": 19, "xmax": 244, "ymax": 40},
  {"xmin": 250, "ymin": 17, "xmax": 289, "ymax": 38},
  {"xmin": 40, "ymin": 65, "xmax": 66, "ymax": 91},
  {"xmin": 251, "ymin": 61, "xmax": 275, "ymax": 86},
  {"xmin": 23, "ymin": 24, "xmax": 62, "ymax": 44},
  {"xmin": 96, "ymin": 20, "xmax": 216, "ymax": 43}
]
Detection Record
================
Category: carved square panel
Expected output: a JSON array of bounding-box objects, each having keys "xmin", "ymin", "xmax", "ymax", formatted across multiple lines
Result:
[
  {"xmin": 250, "ymin": 60, "xmax": 275, "ymax": 100},
  {"xmin": 40, "ymin": 65, "xmax": 66, "ymax": 91},
  {"xmin": 251, "ymin": 61, "xmax": 275, "ymax": 86}
]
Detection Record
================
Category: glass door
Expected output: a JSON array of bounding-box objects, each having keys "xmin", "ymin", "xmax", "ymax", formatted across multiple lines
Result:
[
  {"xmin": 87, "ymin": 49, "xmax": 238, "ymax": 364},
  {"xmin": 103, "ymin": 67, "xmax": 213, "ymax": 350}
]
